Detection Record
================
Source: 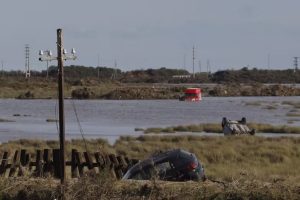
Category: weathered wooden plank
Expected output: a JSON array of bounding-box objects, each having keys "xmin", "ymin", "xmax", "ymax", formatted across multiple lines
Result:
[
  {"xmin": 117, "ymin": 156, "xmax": 127, "ymax": 168},
  {"xmin": 35, "ymin": 150, "xmax": 43, "ymax": 177},
  {"xmin": 94, "ymin": 152, "xmax": 105, "ymax": 168},
  {"xmin": 9, "ymin": 150, "xmax": 20, "ymax": 177},
  {"xmin": 104, "ymin": 154, "xmax": 112, "ymax": 168},
  {"xmin": 75, "ymin": 151, "xmax": 83, "ymax": 176},
  {"xmin": 52, "ymin": 149, "xmax": 61, "ymax": 179},
  {"xmin": 25, "ymin": 154, "xmax": 30, "ymax": 166},
  {"xmin": 20, "ymin": 149, "xmax": 27, "ymax": 166},
  {"xmin": 18, "ymin": 149, "xmax": 27, "ymax": 176},
  {"xmin": 84, "ymin": 152, "xmax": 93, "ymax": 170},
  {"xmin": 124, "ymin": 157, "xmax": 133, "ymax": 167},
  {"xmin": 71, "ymin": 149, "xmax": 79, "ymax": 178},
  {"xmin": 43, "ymin": 149, "xmax": 52, "ymax": 175},
  {"xmin": 117, "ymin": 155, "xmax": 128, "ymax": 175},
  {"xmin": 109, "ymin": 154, "xmax": 121, "ymax": 179},
  {"xmin": 0, "ymin": 149, "xmax": 138, "ymax": 179},
  {"xmin": 0, "ymin": 152, "xmax": 9, "ymax": 176}
]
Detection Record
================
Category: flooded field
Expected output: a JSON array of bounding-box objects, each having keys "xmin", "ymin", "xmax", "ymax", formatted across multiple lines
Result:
[{"xmin": 1, "ymin": 96, "xmax": 300, "ymax": 143}]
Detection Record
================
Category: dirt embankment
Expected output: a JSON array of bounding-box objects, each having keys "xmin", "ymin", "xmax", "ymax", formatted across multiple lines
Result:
[
  {"xmin": 94, "ymin": 84, "xmax": 300, "ymax": 100},
  {"xmin": 15, "ymin": 84, "xmax": 300, "ymax": 100},
  {"xmin": 208, "ymin": 84, "xmax": 300, "ymax": 97},
  {"xmin": 2, "ymin": 76, "xmax": 300, "ymax": 99},
  {"xmin": 99, "ymin": 87, "xmax": 182, "ymax": 100}
]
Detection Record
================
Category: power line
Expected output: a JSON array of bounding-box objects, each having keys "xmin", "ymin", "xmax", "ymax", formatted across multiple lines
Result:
[{"xmin": 71, "ymin": 100, "xmax": 88, "ymax": 153}]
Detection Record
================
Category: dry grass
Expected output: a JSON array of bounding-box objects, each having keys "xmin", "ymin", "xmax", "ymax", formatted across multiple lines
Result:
[
  {"xmin": 0, "ymin": 118, "xmax": 15, "ymax": 122},
  {"xmin": 1, "ymin": 136, "xmax": 300, "ymax": 199},
  {"xmin": 143, "ymin": 123, "xmax": 300, "ymax": 134},
  {"xmin": 0, "ymin": 77, "xmax": 119, "ymax": 99},
  {"xmin": 1, "ymin": 177, "xmax": 299, "ymax": 200},
  {"xmin": 248, "ymin": 123, "xmax": 300, "ymax": 133},
  {"xmin": 282, "ymin": 101, "xmax": 300, "ymax": 108},
  {"xmin": 286, "ymin": 112, "xmax": 300, "ymax": 117},
  {"xmin": 114, "ymin": 136, "xmax": 300, "ymax": 182},
  {"xmin": 0, "ymin": 139, "xmax": 114, "ymax": 159}
]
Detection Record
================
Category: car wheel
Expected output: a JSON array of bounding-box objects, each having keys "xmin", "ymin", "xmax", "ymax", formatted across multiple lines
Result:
[
  {"xmin": 222, "ymin": 117, "xmax": 227, "ymax": 128},
  {"xmin": 241, "ymin": 117, "xmax": 246, "ymax": 124}
]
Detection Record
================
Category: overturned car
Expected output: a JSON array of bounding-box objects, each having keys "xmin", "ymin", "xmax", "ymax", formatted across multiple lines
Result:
[
  {"xmin": 222, "ymin": 117, "xmax": 255, "ymax": 136},
  {"xmin": 122, "ymin": 149, "xmax": 206, "ymax": 182}
]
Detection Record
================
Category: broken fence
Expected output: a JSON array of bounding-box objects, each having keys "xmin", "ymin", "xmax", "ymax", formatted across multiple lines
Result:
[{"xmin": 0, "ymin": 149, "xmax": 139, "ymax": 179}]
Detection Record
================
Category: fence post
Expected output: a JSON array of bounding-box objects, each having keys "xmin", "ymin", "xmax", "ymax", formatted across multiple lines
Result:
[
  {"xmin": 0, "ymin": 152, "xmax": 9, "ymax": 176},
  {"xmin": 53, "ymin": 149, "xmax": 61, "ymax": 179},
  {"xmin": 43, "ymin": 149, "xmax": 51, "ymax": 175},
  {"xmin": 35, "ymin": 150, "xmax": 43, "ymax": 177},
  {"xmin": 71, "ymin": 149, "xmax": 79, "ymax": 178},
  {"xmin": 9, "ymin": 150, "xmax": 20, "ymax": 177}
]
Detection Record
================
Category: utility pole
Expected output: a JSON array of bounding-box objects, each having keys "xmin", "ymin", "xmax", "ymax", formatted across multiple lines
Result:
[
  {"xmin": 97, "ymin": 54, "xmax": 100, "ymax": 79},
  {"xmin": 1, "ymin": 60, "xmax": 3, "ymax": 77},
  {"xmin": 25, "ymin": 44, "xmax": 30, "ymax": 78},
  {"xmin": 294, "ymin": 57, "xmax": 299, "ymax": 72},
  {"xmin": 267, "ymin": 54, "xmax": 270, "ymax": 70},
  {"xmin": 206, "ymin": 59, "xmax": 210, "ymax": 73},
  {"xmin": 39, "ymin": 30, "xmax": 77, "ymax": 199},
  {"xmin": 192, "ymin": 46, "xmax": 195, "ymax": 78},
  {"xmin": 198, "ymin": 60, "xmax": 201, "ymax": 73},
  {"xmin": 111, "ymin": 60, "xmax": 117, "ymax": 80},
  {"xmin": 57, "ymin": 29, "xmax": 66, "ymax": 187},
  {"xmin": 183, "ymin": 54, "xmax": 186, "ymax": 70}
]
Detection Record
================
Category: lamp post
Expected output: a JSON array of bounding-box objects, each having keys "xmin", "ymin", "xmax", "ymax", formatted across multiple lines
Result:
[{"xmin": 38, "ymin": 29, "xmax": 77, "ymax": 188}]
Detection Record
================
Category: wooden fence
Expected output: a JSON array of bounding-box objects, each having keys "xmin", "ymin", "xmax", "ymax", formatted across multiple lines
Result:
[{"xmin": 0, "ymin": 149, "xmax": 139, "ymax": 179}]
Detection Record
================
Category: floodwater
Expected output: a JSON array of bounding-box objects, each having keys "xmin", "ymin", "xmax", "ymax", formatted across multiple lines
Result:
[{"xmin": 1, "ymin": 97, "xmax": 300, "ymax": 144}]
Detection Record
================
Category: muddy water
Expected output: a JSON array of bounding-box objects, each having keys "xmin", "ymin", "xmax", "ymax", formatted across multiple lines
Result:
[{"xmin": 0, "ymin": 97, "xmax": 300, "ymax": 144}]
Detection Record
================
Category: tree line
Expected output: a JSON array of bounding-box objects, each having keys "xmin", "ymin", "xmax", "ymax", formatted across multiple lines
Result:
[{"xmin": 1, "ymin": 65, "xmax": 300, "ymax": 84}]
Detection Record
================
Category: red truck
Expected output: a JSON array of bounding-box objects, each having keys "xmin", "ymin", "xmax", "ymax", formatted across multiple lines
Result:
[{"xmin": 179, "ymin": 88, "xmax": 202, "ymax": 101}]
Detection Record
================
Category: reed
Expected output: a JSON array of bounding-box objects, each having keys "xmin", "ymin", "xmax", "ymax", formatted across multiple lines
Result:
[
  {"xmin": 1, "ymin": 136, "xmax": 300, "ymax": 199},
  {"xmin": 143, "ymin": 123, "xmax": 300, "ymax": 134}
]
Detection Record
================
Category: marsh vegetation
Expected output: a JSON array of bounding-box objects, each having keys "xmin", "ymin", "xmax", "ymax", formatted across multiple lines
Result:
[
  {"xmin": 0, "ymin": 136, "xmax": 299, "ymax": 199},
  {"xmin": 141, "ymin": 122, "xmax": 300, "ymax": 134}
]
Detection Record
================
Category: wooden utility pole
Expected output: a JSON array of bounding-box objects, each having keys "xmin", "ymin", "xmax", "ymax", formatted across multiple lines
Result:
[
  {"xmin": 38, "ymin": 30, "xmax": 76, "ymax": 199},
  {"xmin": 57, "ymin": 29, "xmax": 66, "ymax": 186}
]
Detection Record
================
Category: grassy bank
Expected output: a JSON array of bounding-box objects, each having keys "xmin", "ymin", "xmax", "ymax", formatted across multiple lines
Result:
[
  {"xmin": 1, "ymin": 136, "xmax": 300, "ymax": 199},
  {"xmin": 141, "ymin": 123, "xmax": 300, "ymax": 134},
  {"xmin": 0, "ymin": 176, "xmax": 298, "ymax": 200},
  {"xmin": 1, "ymin": 136, "xmax": 299, "ymax": 181},
  {"xmin": 3, "ymin": 76, "xmax": 300, "ymax": 99}
]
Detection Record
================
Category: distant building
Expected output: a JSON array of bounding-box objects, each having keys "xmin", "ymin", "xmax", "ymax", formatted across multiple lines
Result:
[{"xmin": 172, "ymin": 75, "xmax": 191, "ymax": 79}]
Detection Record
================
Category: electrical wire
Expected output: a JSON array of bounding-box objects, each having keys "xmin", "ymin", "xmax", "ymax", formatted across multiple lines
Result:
[
  {"xmin": 54, "ymin": 98, "xmax": 59, "ymax": 136},
  {"xmin": 71, "ymin": 99, "xmax": 88, "ymax": 152}
]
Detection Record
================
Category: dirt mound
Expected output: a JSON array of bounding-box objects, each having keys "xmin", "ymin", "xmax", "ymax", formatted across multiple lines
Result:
[
  {"xmin": 208, "ymin": 84, "xmax": 300, "ymax": 97},
  {"xmin": 71, "ymin": 87, "xmax": 96, "ymax": 99},
  {"xmin": 101, "ymin": 87, "xmax": 180, "ymax": 100}
]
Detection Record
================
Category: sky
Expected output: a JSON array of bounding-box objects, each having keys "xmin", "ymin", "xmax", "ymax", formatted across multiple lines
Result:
[{"xmin": 1, "ymin": 0, "xmax": 300, "ymax": 72}]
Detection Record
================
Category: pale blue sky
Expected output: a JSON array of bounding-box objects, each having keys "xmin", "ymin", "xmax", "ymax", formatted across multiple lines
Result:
[{"xmin": 0, "ymin": 0, "xmax": 300, "ymax": 72}]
